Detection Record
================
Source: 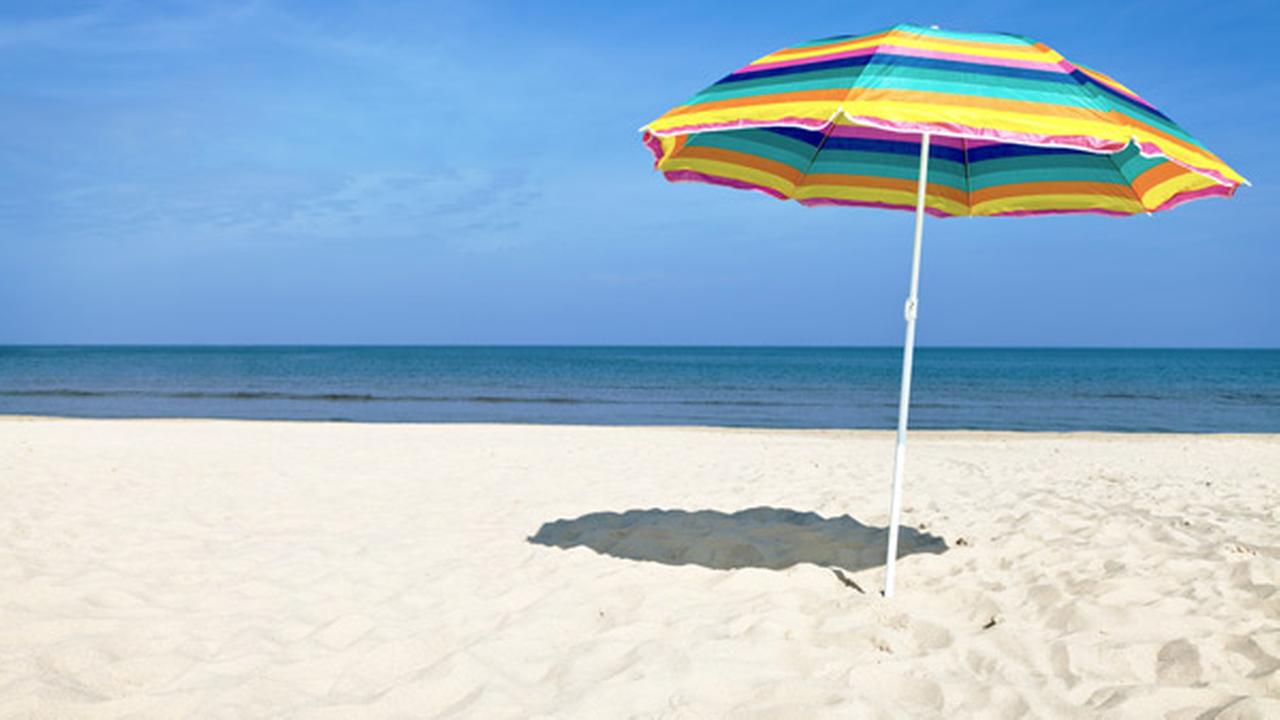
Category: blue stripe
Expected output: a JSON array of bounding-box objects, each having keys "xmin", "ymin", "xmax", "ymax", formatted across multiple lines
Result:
[
  {"xmin": 824, "ymin": 137, "xmax": 966, "ymax": 163},
  {"xmin": 966, "ymin": 143, "xmax": 1089, "ymax": 162},
  {"xmin": 1069, "ymin": 70, "xmax": 1171, "ymax": 122},
  {"xmin": 761, "ymin": 126, "xmax": 824, "ymax": 145},
  {"xmin": 762, "ymin": 126, "xmax": 967, "ymax": 163}
]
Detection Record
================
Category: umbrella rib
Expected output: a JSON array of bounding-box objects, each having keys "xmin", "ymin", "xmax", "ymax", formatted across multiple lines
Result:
[
  {"xmin": 1059, "ymin": 61, "xmax": 1150, "ymax": 214},
  {"xmin": 961, "ymin": 136, "xmax": 973, "ymax": 217},
  {"xmin": 1103, "ymin": 147, "xmax": 1149, "ymax": 214},
  {"xmin": 795, "ymin": 37, "xmax": 879, "ymax": 198},
  {"xmin": 794, "ymin": 123, "xmax": 836, "ymax": 196}
]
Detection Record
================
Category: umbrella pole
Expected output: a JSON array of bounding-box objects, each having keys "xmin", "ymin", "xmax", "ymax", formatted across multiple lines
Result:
[{"xmin": 883, "ymin": 132, "xmax": 931, "ymax": 599}]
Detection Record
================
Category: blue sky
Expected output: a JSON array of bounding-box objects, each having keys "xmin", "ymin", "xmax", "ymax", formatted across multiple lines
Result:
[{"xmin": 0, "ymin": 0, "xmax": 1275, "ymax": 346}]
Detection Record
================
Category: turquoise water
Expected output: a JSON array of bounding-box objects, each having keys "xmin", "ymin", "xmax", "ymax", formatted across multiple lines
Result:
[{"xmin": 0, "ymin": 346, "xmax": 1276, "ymax": 431}]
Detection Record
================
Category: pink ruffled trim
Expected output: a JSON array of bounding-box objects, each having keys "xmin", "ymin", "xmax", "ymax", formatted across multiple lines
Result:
[
  {"xmin": 1135, "ymin": 140, "xmax": 1237, "ymax": 187},
  {"xmin": 845, "ymin": 116, "xmax": 1128, "ymax": 155},
  {"xmin": 659, "ymin": 166, "xmax": 1236, "ymax": 218},
  {"xmin": 1151, "ymin": 182, "xmax": 1236, "ymax": 213},
  {"xmin": 798, "ymin": 196, "xmax": 953, "ymax": 218},
  {"xmin": 642, "ymin": 132, "xmax": 665, "ymax": 167},
  {"xmin": 988, "ymin": 207, "xmax": 1133, "ymax": 218},
  {"xmin": 644, "ymin": 114, "xmax": 1245, "ymax": 192}
]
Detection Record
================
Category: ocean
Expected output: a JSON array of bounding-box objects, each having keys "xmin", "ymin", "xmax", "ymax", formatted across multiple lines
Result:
[{"xmin": 0, "ymin": 346, "xmax": 1276, "ymax": 432}]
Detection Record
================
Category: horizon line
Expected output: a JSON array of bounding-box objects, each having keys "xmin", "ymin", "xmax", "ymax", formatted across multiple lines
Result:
[{"xmin": 1, "ymin": 343, "xmax": 1277, "ymax": 351}]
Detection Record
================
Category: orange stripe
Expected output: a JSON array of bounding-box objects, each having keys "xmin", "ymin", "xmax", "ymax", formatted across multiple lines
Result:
[
  {"xmin": 1130, "ymin": 163, "xmax": 1187, "ymax": 197},
  {"xmin": 669, "ymin": 146, "xmax": 805, "ymax": 184},
  {"xmin": 970, "ymin": 180, "xmax": 1136, "ymax": 203}
]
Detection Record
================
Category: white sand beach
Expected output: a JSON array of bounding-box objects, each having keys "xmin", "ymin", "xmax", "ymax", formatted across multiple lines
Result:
[{"xmin": 1, "ymin": 417, "xmax": 1277, "ymax": 718}]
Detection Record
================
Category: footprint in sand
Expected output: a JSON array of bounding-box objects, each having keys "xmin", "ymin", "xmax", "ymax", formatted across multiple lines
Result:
[{"xmin": 1156, "ymin": 639, "xmax": 1202, "ymax": 685}]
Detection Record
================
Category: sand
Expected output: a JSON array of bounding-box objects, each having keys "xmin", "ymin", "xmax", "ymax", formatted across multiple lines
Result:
[{"xmin": 0, "ymin": 417, "xmax": 1277, "ymax": 719}]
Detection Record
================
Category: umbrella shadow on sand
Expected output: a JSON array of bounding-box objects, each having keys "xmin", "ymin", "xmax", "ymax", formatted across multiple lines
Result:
[{"xmin": 529, "ymin": 507, "xmax": 947, "ymax": 591}]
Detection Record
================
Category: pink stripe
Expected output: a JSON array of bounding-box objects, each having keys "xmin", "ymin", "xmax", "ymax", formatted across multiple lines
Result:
[
  {"xmin": 846, "ymin": 115, "xmax": 1130, "ymax": 154},
  {"xmin": 826, "ymin": 124, "xmax": 973, "ymax": 150},
  {"xmin": 990, "ymin": 207, "xmax": 1134, "ymax": 218},
  {"xmin": 736, "ymin": 46, "xmax": 877, "ymax": 74},
  {"xmin": 736, "ymin": 43, "xmax": 1063, "ymax": 76},
  {"xmin": 650, "ymin": 116, "xmax": 830, "ymax": 139},
  {"xmin": 799, "ymin": 196, "xmax": 955, "ymax": 217},
  {"xmin": 826, "ymin": 124, "xmax": 911, "ymax": 140}
]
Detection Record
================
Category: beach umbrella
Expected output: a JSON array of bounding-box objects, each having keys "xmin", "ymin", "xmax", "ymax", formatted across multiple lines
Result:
[{"xmin": 640, "ymin": 23, "xmax": 1246, "ymax": 597}]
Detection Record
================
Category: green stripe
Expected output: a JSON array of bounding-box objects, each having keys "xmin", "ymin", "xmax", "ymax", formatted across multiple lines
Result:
[
  {"xmin": 687, "ymin": 132, "xmax": 817, "ymax": 172},
  {"xmin": 810, "ymin": 150, "xmax": 968, "ymax": 190},
  {"xmin": 1111, "ymin": 146, "xmax": 1165, "ymax": 181},
  {"xmin": 1106, "ymin": 102, "xmax": 1201, "ymax": 148},
  {"xmin": 692, "ymin": 75, "xmax": 854, "ymax": 104},
  {"xmin": 899, "ymin": 24, "xmax": 1033, "ymax": 46},
  {"xmin": 857, "ymin": 65, "xmax": 1097, "ymax": 108}
]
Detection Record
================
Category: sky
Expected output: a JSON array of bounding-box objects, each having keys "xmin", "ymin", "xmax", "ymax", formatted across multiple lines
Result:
[{"xmin": 0, "ymin": 0, "xmax": 1276, "ymax": 347}]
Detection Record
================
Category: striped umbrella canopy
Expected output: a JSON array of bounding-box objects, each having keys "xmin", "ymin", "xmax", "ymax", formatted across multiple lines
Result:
[
  {"xmin": 640, "ymin": 24, "xmax": 1245, "ymax": 599},
  {"xmin": 642, "ymin": 24, "xmax": 1246, "ymax": 217}
]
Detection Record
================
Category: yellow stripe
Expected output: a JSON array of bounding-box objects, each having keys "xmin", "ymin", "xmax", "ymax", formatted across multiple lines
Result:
[
  {"xmin": 1076, "ymin": 65, "xmax": 1141, "ymax": 98},
  {"xmin": 1138, "ymin": 171, "xmax": 1218, "ymax": 210},
  {"xmin": 971, "ymin": 193, "xmax": 1142, "ymax": 216},
  {"xmin": 1129, "ymin": 130, "xmax": 1245, "ymax": 185},
  {"xmin": 795, "ymin": 183, "xmax": 968, "ymax": 215},
  {"xmin": 661, "ymin": 157, "xmax": 797, "ymax": 196},
  {"xmin": 646, "ymin": 101, "xmax": 843, "ymax": 134}
]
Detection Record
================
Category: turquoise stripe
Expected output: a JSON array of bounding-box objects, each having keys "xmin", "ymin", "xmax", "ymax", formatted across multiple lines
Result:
[
  {"xmin": 1112, "ymin": 147, "xmax": 1165, "ymax": 182},
  {"xmin": 969, "ymin": 153, "xmax": 1118, "ymax": 173},
  {"xmin": 688, "ymin": 132, "xmax": 817, "ymax": 172},
  {"xmin": 902, "ymin": 24, "xmax": 1032, "ymax": 46},
  {"xmin": 1108, "ymin": 102, "xmax": 1201, "ymax": 148},
  {"xmin": 810, "ymin": 150, "xmax": 968, "ymax": 190},
  {"xmin": 858, "ymin": 66, "xmax": 1096, "ymax": 108},
  {"xmin": 694, "ymin": 75, "xmax": 854, "ymax": 103}
]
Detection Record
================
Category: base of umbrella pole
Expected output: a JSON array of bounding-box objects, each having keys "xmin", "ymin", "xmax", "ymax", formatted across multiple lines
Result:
[{"xmin": 883, "ymin": 132, "xmax": 931, "ymax": 599}]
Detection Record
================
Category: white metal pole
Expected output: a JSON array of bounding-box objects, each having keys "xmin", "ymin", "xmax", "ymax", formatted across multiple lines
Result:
[{"xmin": 883, "ymin": 132, "xmax": 931, "ymax": 599}]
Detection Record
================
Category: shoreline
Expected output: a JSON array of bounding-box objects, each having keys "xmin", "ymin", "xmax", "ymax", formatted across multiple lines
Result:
[{"xmin": 3, "ymin": 414, "xmax": 1278, "ymax": 439}]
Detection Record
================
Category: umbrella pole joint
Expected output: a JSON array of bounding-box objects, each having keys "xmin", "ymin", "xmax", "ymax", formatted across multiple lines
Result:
[{"xmin": 883, "ymin": 132, "xmax": 930, "ymax": 599}]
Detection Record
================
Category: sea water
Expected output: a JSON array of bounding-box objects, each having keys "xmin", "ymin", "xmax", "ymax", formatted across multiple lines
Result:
[{"xmin": 0, "ymin": 346, "xmax": 1276, "ymax": 432}]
